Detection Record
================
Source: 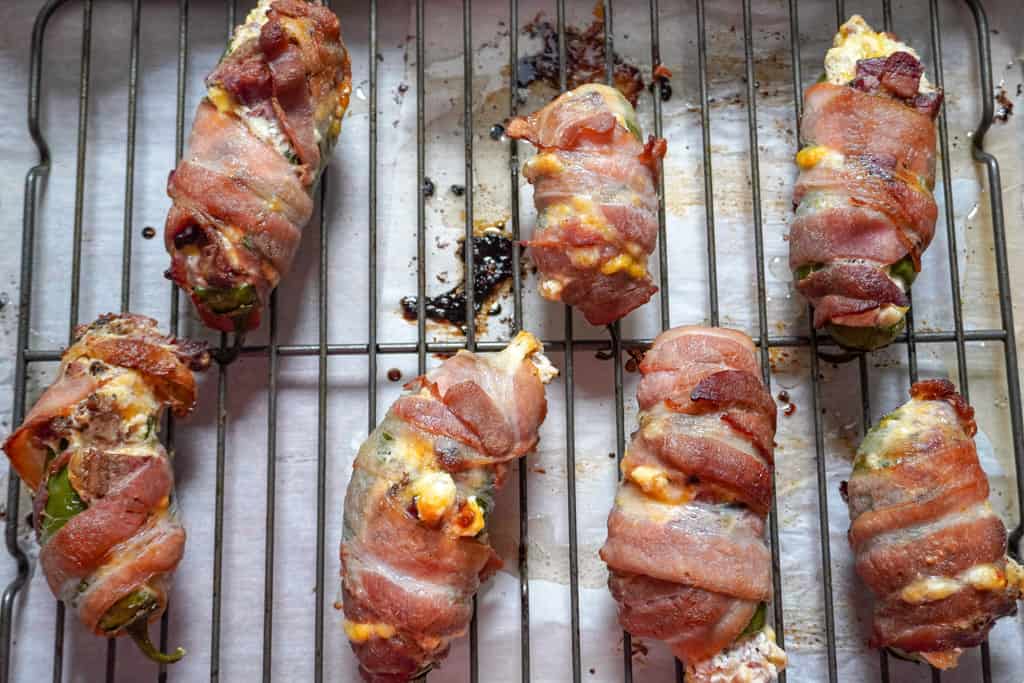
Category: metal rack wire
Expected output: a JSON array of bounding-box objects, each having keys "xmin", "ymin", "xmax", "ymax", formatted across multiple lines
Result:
[{"xmin": 2, "ymin": 0, "xmax": 1022, "ymax": 682}]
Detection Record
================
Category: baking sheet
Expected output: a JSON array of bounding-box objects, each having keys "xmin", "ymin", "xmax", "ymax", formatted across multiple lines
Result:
[{"xmin": 1, "ymin": 0, "xmax": 1023, "ymax": 681}]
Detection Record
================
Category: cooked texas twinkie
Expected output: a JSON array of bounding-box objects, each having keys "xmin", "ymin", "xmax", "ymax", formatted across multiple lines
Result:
[
  {"xmin": 340, "ymin": 332, "xmax": 555, "ymax": 682},
  {"xmin": 791, "ymin": 15, "xmax": 941, "ymax": 351},
  {"xmin": 844, "ymin": 379, "xmax": 1024, "ymax": 669},
  {"xmin": 2, "ymin": 314, "xmax": 209, "ymax": 663},
  {"xmin": 164, "ymin": 0, "xmax": 351, "ymax": 332},
  {"xmin": 600, "ymin": 326, "xmax": 786, "ymax": 682},
  {"xmin": 508, "ymin": 83, "xmax": 667, "ymax": 326}
]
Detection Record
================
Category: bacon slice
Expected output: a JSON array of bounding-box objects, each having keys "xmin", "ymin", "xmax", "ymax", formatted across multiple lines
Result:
[
  {"xmin": 790, "ymin": 17, "xmax": 940, "ymax": 350},
  {"xmin": 599, "ymin": 326, "xmax": 786, "ymax": 680},
  {"xmin": 2, "ymin": 314, "xmax": 209, "ymax": 652},
  {"xmin": 340, "ymin": 332, "xmax": 554, "ymax": 682},
  {"xmin": 507, "ymin": 83, "xmax": 665, "ymax": 326},
  {"xmin": 844, "ymin": 379, "xmax": 1023, "ymax": 667},
  {"xmin": 164, "ymin": 0, "xmax": 351, "ymax": 332}
]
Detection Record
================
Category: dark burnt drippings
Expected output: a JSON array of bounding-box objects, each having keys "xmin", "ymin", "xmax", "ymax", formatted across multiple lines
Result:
[
  {"xmin": 517, "ymin": 10, "xmax": 644, "ymax": 107},
  {"xmin": 401, "ymin": 232, "xmax": 517, "ymax": 333}
]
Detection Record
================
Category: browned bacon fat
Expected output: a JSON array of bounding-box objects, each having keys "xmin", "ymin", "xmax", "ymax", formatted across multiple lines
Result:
[
  {"xmin": 340, "ymin": 332, "xmax": 555, "ymax": 682},
  {"xmin": 2, "ymin": 314, "xmax": 209, "ymax": 663},
  {"xmin": 599, "ymin": 326, "xmax": 786, "ymax": 682},
  {"xmin": 844, "ymin": 379, "xmax": 1023, "ymax": 669},
  {"xmin": 507, "ymin": 83, "xmax": 666, "ymax": 326},
  {"xmin": 791, "ymin": 16, "xmax": 940, "ymax": 351},
  {"xmin": 165, "ymin": 0, "xmax": 351, "ymax": 332}
]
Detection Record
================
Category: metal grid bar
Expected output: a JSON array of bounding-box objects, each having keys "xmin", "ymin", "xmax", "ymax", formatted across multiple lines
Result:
[
  {"xmin": 159, "ymin": 2, "xmax": 189, "ymax": 679},
  {"xmin": 738, "ymin": 9, "xmax": 789, "ymax": 683},
  {"xmin": 2, "ymin": 1, "xmax": 1023, "ymax": 683},
  {"xmin": 462, "ymin": 5, "xmax": 480, "ymax": 680},
  {"xmin": 506, "ymin": 3, "xmax": 531, "ymax": 681},
  {"xmin": 15, "ymin": 326, "xmax": 1017, "ymax": 363}
]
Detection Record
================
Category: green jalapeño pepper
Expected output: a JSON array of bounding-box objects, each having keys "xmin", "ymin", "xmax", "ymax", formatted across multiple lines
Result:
[
  {"xmin": 40, "ymin": 466, "xmax": 86, "ymax": 543},
  {"xmin": 888, "ymin": 254, "xmax": 917, "ymax": 288},
  {"xmin": 99, "ymin": 586, "xmax": 185, "ymax": 664},
  {"xmin": 738, "ymin": 602, "xmax": 767, "ymax": 640},
  {"xmin": 193, "ymin": 283, "xmax": 257, "ymax": 317},
  {"xmin": 826, "ymin": 317, "xmax": 906, "ymax": 352}
]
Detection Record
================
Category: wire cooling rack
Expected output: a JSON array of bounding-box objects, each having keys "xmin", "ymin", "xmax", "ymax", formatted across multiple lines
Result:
[{"xmin": 2, "ymin": 0, "xmax": 1022, "ymax": 682}]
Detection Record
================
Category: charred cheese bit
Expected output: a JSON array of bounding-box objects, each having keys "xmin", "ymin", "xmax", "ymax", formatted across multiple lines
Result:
[
  {"xmin": 600, "ymin": 253, "xmax": 646, "ymax": 279},
  {"xmin": 343, "ymin": 620, "xmax": 396, "ymax": 643},
  {"xmin": 795, "ymin": 145, "xmax": 844, "ymax": 171},
  {"xmin": 411, "ymin": 472, "xmax": 457, "ymax": 525},
  {"xmin": 451, "ymin": 496, "xmax": 485, "ymax": 537},
  {"xmin": 825, "ymin": 15, "xmax": 934, "ymax": 93}
]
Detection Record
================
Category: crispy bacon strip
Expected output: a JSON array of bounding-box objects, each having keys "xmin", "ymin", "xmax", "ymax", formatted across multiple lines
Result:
[
  {"xmin": 844, "ymin": 379, "xmax": 1023, "ymax": 668},
  {"xmin": 2, "ymin": 314, "xmax": 209, "ymax": 661},
  {"xmin": 340, "ymin": 332, "xmax": 554, "ymax": 682},
  {"xmin": 507, "ymin": 83, "xmax": 666, "ymax": 326},
  {"xmin": 164, "ymin": 0, "xmax": 351, "ymax": 332},
  {"xmin": 599, "ymin": 326, "xmax": 786, "ymax": 682},
  {"xmin": 790, "ymin": 16, "xmax": 941, "ymax": 351}
]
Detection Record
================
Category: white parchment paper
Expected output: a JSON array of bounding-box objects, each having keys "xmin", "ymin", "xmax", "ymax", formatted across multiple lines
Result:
[{"xmin": 1, "ymin": 1, "xmax": 1023, "ymax": 681}]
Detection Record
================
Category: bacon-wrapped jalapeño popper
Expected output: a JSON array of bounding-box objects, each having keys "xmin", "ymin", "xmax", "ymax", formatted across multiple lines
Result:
[
  {"xmin": 791, "ymin": 16, "xmax": 941, "ymax": 351},
  {"xmin": 508, "ymin": 84, "xmax": 667, "ymax": 326},
  {"xmin": 340, "ymin": 332, "xmax": 556, "ymax": 682},
  {"xmin": 165, "ymin": 0, "xmax": 352, "ymax": 332},
  {"xmin": 843, "ymin": 380, "xmax": 1023, "ymax": 669},
  {"xmin": 600, "ymin": 326, "xmax": 786, "ymax": 682},
  {"xmin": 2, "ymin": 314, "xmax": 209, "ymax": 663}
]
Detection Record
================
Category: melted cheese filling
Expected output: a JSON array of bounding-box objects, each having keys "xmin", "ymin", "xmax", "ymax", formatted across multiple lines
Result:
[
  {"xmin": 795, "ymin": 145, "xmax": 845, "ymax": 171},
  {"xmin": 228, "ymin": 0, "xmax": 273, "ymax": 54},
  {"xmin": 901, "ymin": 560, "xmax": 1024, "ymax": 605},
  {"xmin": 626, "ymin": 465, "xmax": 693, "ymax": 505},
  {"xmin": 208, "ymin": 85, "xmax": 297, "ymax": 162},
  {"xmin": 855, "ymin": 398, "xmax": 952, "ymax": 470},
  {"xmin": 343, "ymin": 620, "xmax": 396, "ymax": 643},
  {"xmin": 825, "ymin": 15, "xmax": 935, "ymax": 94},
  {"xmin": 410, "ymin": 472, "xmax": 457, "ymax": 525},
  {"xmin": 688, "ymin": 627, "xmax": 787, "ymax": 683}
]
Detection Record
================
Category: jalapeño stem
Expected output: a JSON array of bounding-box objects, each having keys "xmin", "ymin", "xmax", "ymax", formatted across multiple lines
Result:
[
  {"xmin": 99, "ymin": 587, "xmax": 186, "ymax": 664},
  {"xmin": 128, "ymin": 619, "xmax": 186, "ymax": 664}
]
